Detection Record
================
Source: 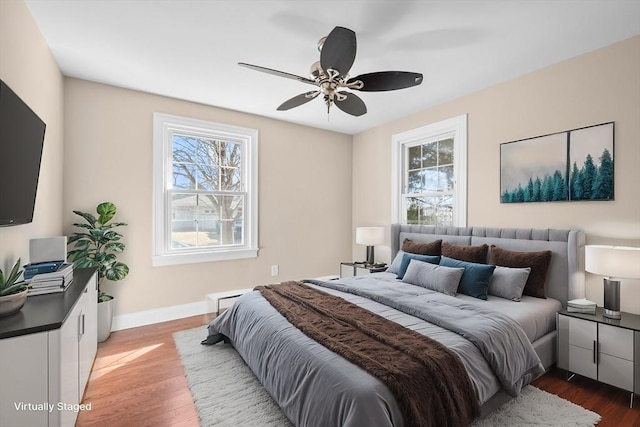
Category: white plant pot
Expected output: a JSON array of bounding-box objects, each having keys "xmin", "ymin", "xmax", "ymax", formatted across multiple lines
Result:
[
  {"xmin": 97, "ymin": 298, "xmax": 114, "ymax": 342},
  {"xmin": 0, "ymin": 289, "xmax": 28, "ymax": 318}
]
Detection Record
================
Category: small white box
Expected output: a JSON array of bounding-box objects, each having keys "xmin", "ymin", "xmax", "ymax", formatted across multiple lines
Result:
[
  {"xmin": 29, "ymin": 236, "xmax": 67, "ymax": 264},
  {"xmin": 205, "ymin": 288, "xmax": 253, "ymax": 315}
]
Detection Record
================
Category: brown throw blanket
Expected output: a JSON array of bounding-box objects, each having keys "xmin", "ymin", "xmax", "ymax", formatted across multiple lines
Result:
[{"xmin": 256, "ymin": 281, "xmax": 481, "ymax": 427}]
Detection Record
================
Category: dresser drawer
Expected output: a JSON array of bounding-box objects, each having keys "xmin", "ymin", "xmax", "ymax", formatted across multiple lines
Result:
[
  {"xmin": 568, "ymin": 317, "xmax": 597, "ymax": 349},
  {"xmin": 568, "ymin": 344, "xmax": 597, "ymax": 380},
  {"xmin": 599, "ymin": 352, "xmax": 634, "ymax": 391},
  {"xmin": 599, "ymin": 324, "xmax": 633, "ymax": 361}
]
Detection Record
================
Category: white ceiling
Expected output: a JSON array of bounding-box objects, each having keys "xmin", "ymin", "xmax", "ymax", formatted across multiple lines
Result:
[{"xmin": 24, "ymin": 0, "xmax": 640, "ymax": 135}]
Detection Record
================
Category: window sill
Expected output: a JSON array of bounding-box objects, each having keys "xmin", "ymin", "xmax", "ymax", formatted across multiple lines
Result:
[{"xmin": 152, "ymin": 248, "xmax": 258, "ymax": 267}]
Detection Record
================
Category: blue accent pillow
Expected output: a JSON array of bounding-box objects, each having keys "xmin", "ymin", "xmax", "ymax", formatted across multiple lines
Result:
[
  {"xmin": 396, "ymin": 253, "xmax": 440, "ymax": 279},
  {"xmin": 439, "ymin": 256, "xmax": 496, "ymax": 300}
]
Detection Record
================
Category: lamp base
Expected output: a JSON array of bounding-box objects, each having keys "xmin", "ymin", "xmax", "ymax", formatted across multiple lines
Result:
[
  {"xmin": 603, "ymin": 277, "xmax": 621, "ymax": 319},
  {"xmin": 603, "ymin": 308, "xmax": 621, "ymax": 319},
  {"xmin": 365, "ymin": 246, "xmax": 375, "ymax": 266}
]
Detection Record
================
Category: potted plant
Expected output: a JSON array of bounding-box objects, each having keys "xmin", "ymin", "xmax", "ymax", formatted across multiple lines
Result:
[
  {"xmin": 0, "ymin": 258, "xmax": 28, "ymax": 317},
  {"xmin": 68, "ymin": 201, "xmax": 129, "ymax": 342}
]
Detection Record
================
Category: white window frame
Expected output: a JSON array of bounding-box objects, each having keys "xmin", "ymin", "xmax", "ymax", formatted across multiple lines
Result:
[
  {"xmin": 152, "ymin": 113, "xmax": 258, "ymax": 266},
  {"xmin": 391, "ymin": 114, "xmax": 467, "ymax": 226}
]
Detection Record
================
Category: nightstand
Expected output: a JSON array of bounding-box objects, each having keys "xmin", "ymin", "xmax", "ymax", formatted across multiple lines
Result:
[
  {"xmin": 557, "ymin": 308, "xmax": 640, "ymax": 408},
  {"xmin": 340, "ymin": 262, "xmax": 387, "ymax": 278}
]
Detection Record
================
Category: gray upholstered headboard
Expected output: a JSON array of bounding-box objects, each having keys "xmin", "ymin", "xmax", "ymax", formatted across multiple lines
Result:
[{"xmin": 390, "ymin": 224, "xmax": 585, "ymax": 307}]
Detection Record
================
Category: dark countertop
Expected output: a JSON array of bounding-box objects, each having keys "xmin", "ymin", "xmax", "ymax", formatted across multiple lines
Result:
[
  {"xmin": 559, "ymin": 307, "xmax": 640, "ymax": 332},
  {"xmin": 0, "ymin": 268, "xmax": 96, "ymax": 339}
]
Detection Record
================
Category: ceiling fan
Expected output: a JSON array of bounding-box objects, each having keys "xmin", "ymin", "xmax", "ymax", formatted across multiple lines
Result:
[{"xmin": 238, "ymin": 26, "xmax": 423, "ymax": 117}]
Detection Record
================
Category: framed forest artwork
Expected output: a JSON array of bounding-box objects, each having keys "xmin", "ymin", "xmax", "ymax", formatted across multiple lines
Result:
[{"xmin": 500, "ymin": 122, "xmax": 614, "ymax": 203}]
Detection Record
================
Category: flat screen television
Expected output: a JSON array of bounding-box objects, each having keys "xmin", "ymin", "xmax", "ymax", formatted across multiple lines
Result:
[{"xmin": 0, "ymin": 79, "xmax": 46, "ymax": 226}]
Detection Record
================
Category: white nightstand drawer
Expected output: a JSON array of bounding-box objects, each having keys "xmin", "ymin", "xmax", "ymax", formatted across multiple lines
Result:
[
  {"xmin": 558, "ymin": 310, "xmax": 640, "ymax": 399},
  {"xmin": 340, "ymin": 264, "xmax": 354, "ymax": 278},
  {"xmin": 569, "ymin": 344, "xmax": 597, "ymax": 380},
  {"xmin": 599, "ymin": 324, "xmax": 633, "ymax": 361},
  {"xmin": 599, "ymin": 352, "xmax": 634, "ymax": 391},
  {"xmin": 568, "ymin": 317, "xmax": 597, "ymax": 349},
  {"xmin": 355, "ymin": 267, "xmax": 372, "ymax": 276}
]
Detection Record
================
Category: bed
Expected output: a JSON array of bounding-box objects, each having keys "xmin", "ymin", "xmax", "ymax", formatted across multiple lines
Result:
[{"xmin": 205, "ymin": 225, "xmax": 585, "ymax": 426}]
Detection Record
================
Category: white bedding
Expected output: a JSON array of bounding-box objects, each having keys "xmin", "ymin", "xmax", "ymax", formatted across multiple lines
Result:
[{"xmin": 457, "ymin": 293, "xmax": 562, "ymax": 342}]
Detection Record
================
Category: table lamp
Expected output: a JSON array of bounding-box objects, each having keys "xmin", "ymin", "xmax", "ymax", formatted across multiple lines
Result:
[
  {"xmin": 585, "ymin": 245, "xmax": 640, "ymax": 319},
  {"xmin": 355, "ymin": 227, "xmax": 384, "ymax": 266}
]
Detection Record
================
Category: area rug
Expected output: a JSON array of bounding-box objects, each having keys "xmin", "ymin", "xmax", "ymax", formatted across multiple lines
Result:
[{"xmin": 174, "ymin": 326, "xmax": 601, "ymax": 427}]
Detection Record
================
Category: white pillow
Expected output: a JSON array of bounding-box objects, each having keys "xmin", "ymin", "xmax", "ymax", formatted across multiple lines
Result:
[
  {"xmin": 488, "ymin": 266, "xmax": 531, "ymax": 301},
  {"xmin": 401, "ymin": 259, "xmax": 464, "ymax": 296}
]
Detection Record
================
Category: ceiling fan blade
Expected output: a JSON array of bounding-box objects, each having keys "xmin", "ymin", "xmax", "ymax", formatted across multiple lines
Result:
[
  {"xmin": 277, "ymin": 91, "xmax": 320, "ymax": 111},
  {"xmin": 348, "ymin": 71, "xmax": 423, "ymax": 92},
  {"xmin": 334, "ymin": 92, "xmax": 367, "ymax": 116},
  {"xmin": 238, "ymin": 63, "xmax": 318, "ymax": 86},
  {"xmin": 320, "ymin": 26, "xmax": 357, "ymax": 77}
]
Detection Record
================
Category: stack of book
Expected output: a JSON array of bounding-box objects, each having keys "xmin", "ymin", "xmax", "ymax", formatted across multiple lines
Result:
[
  {"xmin": 24, "ymin": 262, "xmax": 74, "ymax": 296},
  {"xmin": 567, "ymin": 298, "xmax": 597, "ymax": 314}
]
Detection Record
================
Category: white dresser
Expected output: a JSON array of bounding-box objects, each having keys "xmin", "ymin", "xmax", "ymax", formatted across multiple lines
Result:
[
  {"xmin": 557, "ymin": 308, "xmax": 640, "ymax": 408},
  {"xmin": 0, "ymin": 268, "xmax": 98, "ymax": 427}
]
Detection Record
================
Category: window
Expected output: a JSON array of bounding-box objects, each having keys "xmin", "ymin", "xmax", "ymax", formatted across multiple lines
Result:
[
  {"xmin": 153, "ymin": 113, "xmax": 258, "ymax": 266},
  {"xmin": 391, "ymin": 114, "xmax": 467, "ymax": 226}
]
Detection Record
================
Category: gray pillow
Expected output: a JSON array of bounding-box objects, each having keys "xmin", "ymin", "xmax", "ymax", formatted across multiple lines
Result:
[
  {"xmin": 488, "ymin": 266, "xmax": 531, "ymax": 301},
  {"xmin": 402, "ymin": 259, "xmax": 464, "ymax": 296},
  {"xmin": 387, "ymin": 250, "xmax": 407, "ymax": 274}
]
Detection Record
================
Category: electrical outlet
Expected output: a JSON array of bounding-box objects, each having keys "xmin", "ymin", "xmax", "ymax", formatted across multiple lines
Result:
[{"xmin": 271, "ymin": 265, "xmax": 279, "ymax": 276}]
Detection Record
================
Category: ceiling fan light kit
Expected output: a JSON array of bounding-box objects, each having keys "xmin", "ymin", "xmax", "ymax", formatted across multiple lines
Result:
[{"xmin": 239, "ymin": 26, "xmax": 423, "ymax": 117}]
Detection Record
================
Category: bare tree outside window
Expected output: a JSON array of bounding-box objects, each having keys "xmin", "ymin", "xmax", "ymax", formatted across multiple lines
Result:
[
  {"xmin": 392, "ymin": 114, "xmax": 467, "ymax": 227},
  {"xmin": 404, "ymin": 138, "xmax": 454, "ymax": 226},
  {"xmin": 153, "ymin": 113, "xmax": 257, "ymax": 266},
  {"xmin": 170, "ymin": 134, "xmax": 244, "ymax": 248}
]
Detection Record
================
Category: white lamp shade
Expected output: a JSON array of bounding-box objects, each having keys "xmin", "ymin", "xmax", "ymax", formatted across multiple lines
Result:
[
  {"xmin": 585, "ymin": 245, "xmax": 640, "ymax": 279},
  {"xmin": 355, "ymin": 227, "xmax": 384, "ymax": 246}
]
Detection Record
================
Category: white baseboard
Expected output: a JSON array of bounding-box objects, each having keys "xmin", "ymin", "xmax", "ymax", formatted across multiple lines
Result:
[{"xmin": 111, "ymin": 300, "xmax": 207, "ymax": 331}]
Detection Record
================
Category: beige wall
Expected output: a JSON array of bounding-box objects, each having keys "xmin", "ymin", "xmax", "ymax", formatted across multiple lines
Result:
[
  {"xmin": 353, "ymin": 36, "xmax": 640, "ymax": 314},
  {"xmin": 63, "ymin": 79, "xmax": 352, "ymax": 316},
  {"xmin": 0, "ymin": 1, "xmax": 64, "ymax": 269},
  {"xmin": 3, "ymin": 0, "xmax": 638, "ymax": 318}
]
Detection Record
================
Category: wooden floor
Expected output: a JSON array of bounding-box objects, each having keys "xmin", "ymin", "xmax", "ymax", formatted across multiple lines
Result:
[
  {"xmin": 77, "ymin": 315, "xmax": 639, "ymax": 427},
  {"xmin": 76, "ymin": 315, "xmax": 208, "ymax": 427},
  {"xmin": 531, "ymin": 369, "xmax": 639, "ymax": 427}
]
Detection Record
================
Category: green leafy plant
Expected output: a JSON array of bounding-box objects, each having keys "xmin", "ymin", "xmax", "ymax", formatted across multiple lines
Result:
[
  {"xmin": 68, "ymin": 202, "xmax": 129, "ymax": 302},
  {"xmin": 0, "ymin": 258, "xmax": 27, "ymax": 297}
]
